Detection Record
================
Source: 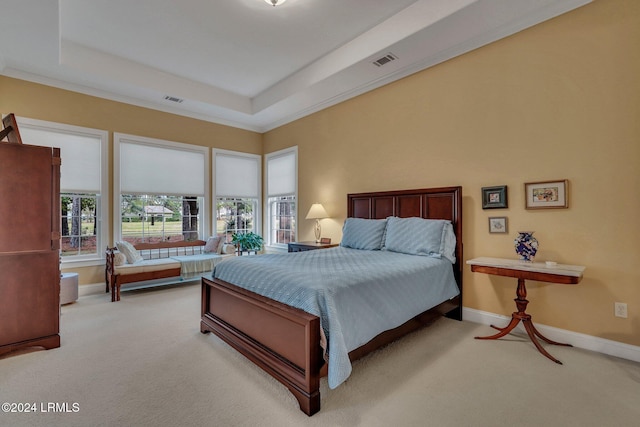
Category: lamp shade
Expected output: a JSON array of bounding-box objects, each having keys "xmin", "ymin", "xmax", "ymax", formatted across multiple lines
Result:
[
  {"xmin": 264, "ymin": 0, "xmax": 287, "ymax": 6},
  {"xmin": 305, "ymin": 203, "xmax": 328, "ymax": 220}
]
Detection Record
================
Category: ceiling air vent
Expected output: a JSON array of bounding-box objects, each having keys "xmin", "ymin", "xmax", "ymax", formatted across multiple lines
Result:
[
  {"xmin": 372, "ymin": 53, "xmax": 397, "ymax": 67},
  {"xmin": 164, "ymin": 95, "xmax": 184, "ymax": 103}
]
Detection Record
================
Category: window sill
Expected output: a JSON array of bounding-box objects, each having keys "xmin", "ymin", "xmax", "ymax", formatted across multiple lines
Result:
[{"xmin": 61, "ymin": 257, "xmax": 104, "ymax": 269}]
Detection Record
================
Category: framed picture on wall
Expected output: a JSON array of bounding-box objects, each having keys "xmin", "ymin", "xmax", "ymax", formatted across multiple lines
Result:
[
  {"xmin": 525, "ymin": 179, "xmax": 568, "ymax": 209},
  {"xmin": 482, "ymin": 185, "xmax": 508, "ymax": 209},
  {"xmin": 488, "ymin": 217, "xmax": 508, "ymax": 233}
]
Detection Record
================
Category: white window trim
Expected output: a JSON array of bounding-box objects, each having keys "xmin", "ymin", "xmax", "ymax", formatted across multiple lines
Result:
[
  {"xmin": 265, "ymin": 146, "xmax": 298, "ymax": 251},
  {"xmin": 212, "ymin": 148, "xmax": 262, "ymax": 237},
  {"xmin": 16, "ymin": 116, "xmax": 109, "ymax": 268},
  {"xmin": 114, "ymin": 133, "xmax": 210, "ymax": 241}
]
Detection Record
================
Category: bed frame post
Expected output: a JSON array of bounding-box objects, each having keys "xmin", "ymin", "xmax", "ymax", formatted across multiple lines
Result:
[{"xmin": 201, "ymin": 277, "xmax": 322, "ymax": 416}]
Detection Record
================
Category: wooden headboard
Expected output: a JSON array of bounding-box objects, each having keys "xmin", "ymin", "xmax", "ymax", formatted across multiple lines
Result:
[{"xmin": 347, "ymin": 186, "xmax": 463, "ymax": 313}]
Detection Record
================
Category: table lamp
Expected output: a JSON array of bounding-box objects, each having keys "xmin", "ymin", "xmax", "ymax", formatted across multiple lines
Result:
[{"xmin": 305, "ymin": 203, "xmax": 328, "ymax": 243}]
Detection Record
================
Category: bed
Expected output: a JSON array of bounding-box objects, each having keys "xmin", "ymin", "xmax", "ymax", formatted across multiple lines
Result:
[{"xmin": 200, "ymin": 186, "xmax": 463, "ymax": 415}]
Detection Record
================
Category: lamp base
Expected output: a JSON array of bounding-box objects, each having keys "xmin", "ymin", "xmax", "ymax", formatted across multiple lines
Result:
[{"xmin": 314, "ymin": 220, "xmax": 321, "ymax": 243}]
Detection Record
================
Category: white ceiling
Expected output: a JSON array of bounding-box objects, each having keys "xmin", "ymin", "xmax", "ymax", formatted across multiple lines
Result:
[{"xmin": 1, "ymin": 0, "xmax": 591, "ymax": 133}]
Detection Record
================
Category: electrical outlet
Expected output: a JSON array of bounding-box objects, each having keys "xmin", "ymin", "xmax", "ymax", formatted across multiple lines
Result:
[{"xmin": 614, "ymin": 302, "xmax": 627, "ymax": 318}]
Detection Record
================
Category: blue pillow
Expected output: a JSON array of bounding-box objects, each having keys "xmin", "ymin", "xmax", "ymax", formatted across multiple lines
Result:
[
  {"xmin": 440, "ymin": 222, "xmax": 457, "ymax": 263},
  {"xmin": 340, "ymin": 218, "xmax": 387, "ymax": 250},
  {"xmin": 383, "ymin": 217, "xmax": 453, "ymax": 260}
]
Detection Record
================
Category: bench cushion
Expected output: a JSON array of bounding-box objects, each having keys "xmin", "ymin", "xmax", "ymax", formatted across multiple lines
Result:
[
  {"xmin": 114, "ymin": 258, "xmax": 181, "ymax": 275},
  {"xmin": 113, "ymin": 253, "xmax": 230, "ymax": 276}
]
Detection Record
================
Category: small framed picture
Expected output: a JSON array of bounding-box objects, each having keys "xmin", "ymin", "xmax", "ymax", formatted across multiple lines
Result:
[
  {"xmin": 482, "ymin": 185, "xmax": 508, "ymax": 209},
  {"xmin": 525, "ymin": 180, "xmax": 568, "ymax": 209},
  {"xmin": 488, "ymin": 217, "xmax": 508, "ymax": 233}
]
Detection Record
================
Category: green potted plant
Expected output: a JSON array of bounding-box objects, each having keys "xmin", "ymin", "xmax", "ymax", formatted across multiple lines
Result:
[{"xmin": 231, "ymin": 232, "xmax": 264, "ymax": 254}]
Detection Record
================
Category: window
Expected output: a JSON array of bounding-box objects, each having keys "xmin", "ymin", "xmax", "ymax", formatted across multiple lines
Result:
[
  {"xmin": 120, "ymin": 194, "xmax": 201, "ymax": 243},
  {"xmin": 265, "ymin": 147, "xmax": 297, "ymax": 249},
  {"xmin": 61, "ymin": 194, "xmax": 99, "ymax": 257},
  {"xmin": 213, "ymin": 149, "xmax": 261, "ymax": 242},
  {"xmin": 216, "ymin": 198, "xmax": 258, "ymax": 240},
  {"xmin": 114, "ymin": 134, "xmax": 208, "ymax": 244},
  {"xmin": 268, "ymin": 195, "xmax": 296, "ymax": 246},
  {"xmin": 17, "ymin": 117, "xmax": 108, "ymax": 265}
]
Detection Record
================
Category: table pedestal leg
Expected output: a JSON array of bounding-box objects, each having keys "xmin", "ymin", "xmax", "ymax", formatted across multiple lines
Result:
[{"xmin": 474, "ymin": 278, "xmax": 572, "ymax": 364}]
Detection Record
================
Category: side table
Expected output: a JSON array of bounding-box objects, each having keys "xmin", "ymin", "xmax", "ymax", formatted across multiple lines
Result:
[
  {"xmin": 288, "ymin": 241, "xmax": 339, "ymax": 252},
  {"xmin": 60, "ymin": 272, "xmax": 79, "ymax": 305},
  {"xmin": 467, "ymin": 257, "xmax": 585, "ymax": 364}
]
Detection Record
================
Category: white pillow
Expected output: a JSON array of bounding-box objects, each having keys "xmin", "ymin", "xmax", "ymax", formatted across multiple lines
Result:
[
  {"xmin": 221, "ymin": 243, "xmax": 236, "ymax": 255},
  {"xmin": 113, "ymin": 252, "xmax": 126, "ymax": 266},
  {"xmin": 115, "ymin": 241, "xmax": 143, "ymax": 264},
  {"xmin": 204, "ymin": 236, "xmax": 223, "ymax": 253}
]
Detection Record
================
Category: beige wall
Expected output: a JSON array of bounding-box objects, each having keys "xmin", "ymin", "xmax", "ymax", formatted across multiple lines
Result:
[
  {"xmin": 1, "ymin": 0, "xmax": 637, "ymax": 346},
  {"xmin": 264, "ymin": 0, "xmax": 640, "ymax": 346},
  {"xmin": 0, "ymin": 76, "xmax": 262, "ymax": 285}
]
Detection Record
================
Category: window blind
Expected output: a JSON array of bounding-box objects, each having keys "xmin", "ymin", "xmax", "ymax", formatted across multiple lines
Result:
[
  {"xmin": 120, "ymin": 140, "xmax": 205, "ymax": 196},
  {"xmin": 215, "ymin": 152, "xmax": 259, "ymax": 198},
  {"xmin": 20, "ymin": 127, "xmax": 102, "ymax": 193},
  {"xmin": 267, "ymin": 150, "xmax": 296, "ymax": 196}
]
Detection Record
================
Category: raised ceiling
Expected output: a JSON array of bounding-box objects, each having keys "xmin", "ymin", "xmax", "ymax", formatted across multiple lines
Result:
[{"xmin": 1, "ymin": 0, "xmax": 591, "ymax": 132}]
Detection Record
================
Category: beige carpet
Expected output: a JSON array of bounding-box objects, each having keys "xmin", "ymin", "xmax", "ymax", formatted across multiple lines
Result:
[{"xmin": 1, "ymin": 282, "xmax": 639, "ymax": 427}]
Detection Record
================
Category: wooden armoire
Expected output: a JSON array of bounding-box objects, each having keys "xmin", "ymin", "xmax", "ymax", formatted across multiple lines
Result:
[{"xmin": 0, "ymin": 115, "xmax": 61, "ymax": 356}]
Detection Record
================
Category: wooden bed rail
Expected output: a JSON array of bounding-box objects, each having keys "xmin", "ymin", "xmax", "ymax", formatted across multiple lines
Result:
[{"xmin": 201, "ymin": 277, "xmax": 322, "ymax": 415}]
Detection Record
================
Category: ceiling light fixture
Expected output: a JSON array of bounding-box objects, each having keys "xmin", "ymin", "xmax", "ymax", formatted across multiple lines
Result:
[{"xmin": 264, "ymin": 0, "xmax": 286, "ymax": 6}]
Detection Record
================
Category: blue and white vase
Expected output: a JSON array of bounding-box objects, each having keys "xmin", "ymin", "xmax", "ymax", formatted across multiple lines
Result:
[{"xmin": 514, "ymin": 231, "xmax": 539, "ymax": 262}]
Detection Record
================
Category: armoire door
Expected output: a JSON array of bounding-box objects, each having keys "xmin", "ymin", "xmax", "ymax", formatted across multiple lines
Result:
[{"xmin": 0, "ymin": 142, "xmax": 60, "ymax": 351}]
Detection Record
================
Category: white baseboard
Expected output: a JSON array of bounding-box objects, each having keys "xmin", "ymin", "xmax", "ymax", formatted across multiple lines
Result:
[
  {"xmin": 75, "ymin": 287, "xmax": 640, "ymax": 363},
  {"xmin": 78, "ymin": 277, "xmax": 202, "ymax": 297},
  {"xmin": 79, "ymin": 282, "xmax": 106, "ymax": 297},
  {"xmin": 463, "ymin": 307, "xmax": 640, "ymax": 363}
]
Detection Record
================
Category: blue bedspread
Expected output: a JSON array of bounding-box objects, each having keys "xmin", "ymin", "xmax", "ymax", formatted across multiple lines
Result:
[{"xmin": 212, "ymin": 247, "xmax": 459, "ymax": 389}]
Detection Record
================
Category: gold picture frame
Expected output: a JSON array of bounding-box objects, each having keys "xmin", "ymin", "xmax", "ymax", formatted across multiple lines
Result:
[{"xmin": 524, "ymin": 179, "xmax": 568, "ymax": 209}]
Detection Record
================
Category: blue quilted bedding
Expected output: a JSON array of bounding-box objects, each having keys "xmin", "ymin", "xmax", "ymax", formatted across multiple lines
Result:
[{"xmin": 212, "ymin": 246, "xmax": 459, "ymax": 389}]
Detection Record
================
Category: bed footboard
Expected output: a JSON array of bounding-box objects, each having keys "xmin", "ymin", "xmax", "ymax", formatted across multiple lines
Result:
[{"xmin": 200, "ymin": 277, "xmax": 323, "ymax": 416}]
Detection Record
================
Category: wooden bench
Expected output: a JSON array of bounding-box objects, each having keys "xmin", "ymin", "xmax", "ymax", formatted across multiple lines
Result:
[{"xmin": 106, "ymin": 240, "xmax": 234, "ymax": 302}]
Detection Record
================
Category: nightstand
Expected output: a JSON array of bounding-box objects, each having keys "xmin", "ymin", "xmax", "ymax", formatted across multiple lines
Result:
[{"xmin": 288, "ymin": 241, "xmax": 339, "ymax": 252}]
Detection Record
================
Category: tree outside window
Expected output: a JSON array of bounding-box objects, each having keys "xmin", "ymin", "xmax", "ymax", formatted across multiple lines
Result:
[
  {"xmin": 216, "ymin": 197, "xmax": 257, "ymax": 242},
  {"xmin": 120, "ymin": 194, "xmax": 203, "ymax": 244},
  {"xmin": 61, "ymin": 193, "xmax": 98, "ymax": 257}
]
